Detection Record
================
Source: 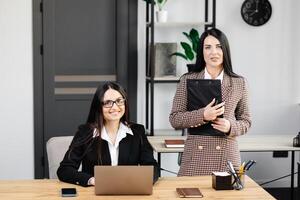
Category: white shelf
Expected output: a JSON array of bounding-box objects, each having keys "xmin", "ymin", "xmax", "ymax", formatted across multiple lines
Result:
[
  {"xmin": 147, "ymin": 21, "xmax": 211, "ymax": 28},
  {"xmin": 146, "ymin": 76, "xmax": 181, "ymax": 83},
  {"xmin": 153, "ymin": 76, "xmax": 181, "ymax": 81}
]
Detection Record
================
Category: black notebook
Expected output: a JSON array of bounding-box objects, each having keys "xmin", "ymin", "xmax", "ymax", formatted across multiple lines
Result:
[{"xmin": 187, "ymin": 79, "xmax": 224, "ymax": 136}]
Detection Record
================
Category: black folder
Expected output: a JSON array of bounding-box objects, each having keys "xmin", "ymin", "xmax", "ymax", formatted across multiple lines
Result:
[{"xmin": 186, "ymin": 79, "xmax": 224, "ymax": 136}]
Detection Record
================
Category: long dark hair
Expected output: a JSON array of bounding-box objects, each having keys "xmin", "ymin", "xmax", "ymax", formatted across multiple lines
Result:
[
  {"xmin": 194, "ymin": 28, "xmax": 240, "ymax": 77},
  {"xmin": 68, "ymin": 82, "xmax": 130, "ymax": 164},
  {"xmin": 87, "ymin": 81, "xmax": 129, "ymax": 128}
]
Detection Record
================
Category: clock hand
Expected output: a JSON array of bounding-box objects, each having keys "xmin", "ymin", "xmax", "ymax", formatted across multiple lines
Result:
[
  {"xmin": 249, "ymin": 11, "xmax": 256, "ymax": 17},
  {"xmin": 255, "ymin": 0, "xmax": 259, "ymax": 11}
]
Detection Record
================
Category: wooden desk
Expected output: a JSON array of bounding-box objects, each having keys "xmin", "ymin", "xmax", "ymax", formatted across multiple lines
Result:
[
  {"xmin": 0, "ymin": 176, "xmax": 274, "ymax": 199},
  {"xmin": 148, "ymin": 134, "xmax": 299, "ymax": 200}
]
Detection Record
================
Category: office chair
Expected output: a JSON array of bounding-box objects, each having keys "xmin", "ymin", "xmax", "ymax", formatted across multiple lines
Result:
[{"xmin": 46, "ymin": 136, "xmax": 73, "ymax": 179}]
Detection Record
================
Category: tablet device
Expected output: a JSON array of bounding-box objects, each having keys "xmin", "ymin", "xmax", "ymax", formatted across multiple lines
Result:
[{"xmin": 187, "ymin": 79, "xmax": 224, "ymax": 136}]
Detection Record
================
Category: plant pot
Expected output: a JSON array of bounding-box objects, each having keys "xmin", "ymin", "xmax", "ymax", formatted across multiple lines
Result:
[
  {"xmin": 187, "ymin": 64, "xmax": 197, "ymax": 72},
  {"xmin": 156, "ymin": 10, "xmax": 168, "ymax": 23}
]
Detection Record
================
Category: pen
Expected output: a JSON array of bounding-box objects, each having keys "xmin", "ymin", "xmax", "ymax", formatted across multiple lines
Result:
[
  {"xmin": 239, "ymin": 162, "xmax": 245, "ymax": 173},
  {"xmin": 244, "ymin": 160, "xmax": 253, "ymax": 170},
  {"xmin": 245, "ymin": 160, "xmax": 256, "ymax": 171}
]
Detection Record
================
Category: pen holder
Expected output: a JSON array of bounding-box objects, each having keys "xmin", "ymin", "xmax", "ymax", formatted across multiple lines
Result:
[
  {"xmin": 231, "ymin": 170, "xmax": 245, "ymax": 190},
  {"xmin": 237, "ymin": 171, "xmax": 245, "ymax": 187}
]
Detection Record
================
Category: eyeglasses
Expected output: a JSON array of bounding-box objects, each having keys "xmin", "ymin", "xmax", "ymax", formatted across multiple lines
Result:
[{"xmin": 102, "ymin": 98, "xmax": 126, "ymax": 108}]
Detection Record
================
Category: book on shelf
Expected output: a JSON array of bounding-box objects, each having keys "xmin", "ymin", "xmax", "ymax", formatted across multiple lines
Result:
[{"xmin": 164, "ymin": 139, "xmax": 185, "ymax": 148}]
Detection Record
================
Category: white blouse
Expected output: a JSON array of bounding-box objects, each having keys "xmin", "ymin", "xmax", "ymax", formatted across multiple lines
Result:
[
  {"xmin": 93, "ymin": 122, "xmax": 133, "ymax": 166},
  {"xmin": 204, "ymin": 67, "xmax": 224, "ymax": 83}
]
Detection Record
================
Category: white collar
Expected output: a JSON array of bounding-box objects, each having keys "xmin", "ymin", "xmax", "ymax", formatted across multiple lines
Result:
[
  {"xmin": 204, "ymin": 68, "xmax": 224, "ymax": 83},
  {"xmin": 92, "ymin": 122, "xmax": 133, "ymax": 138},
  {"xmin": 116, "ymin": 122, "xmax": 133, "ymax": 136},
  {"xmin": 101, "ymin": 122, "xmax": 133, "ymax": 146}
]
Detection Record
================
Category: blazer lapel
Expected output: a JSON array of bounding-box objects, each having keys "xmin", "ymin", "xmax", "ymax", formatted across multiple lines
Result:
[
  {"xmin": 118, "ymin": 133, "xmax": 133, "ymax": 165},
  {"xmin": 221, "ymin": 73, "xmax": 232, "ymax": 103},
  {"xmin": 100, "ymin": 140, "xmax": 112, "ymax": 165},
  {"xmin": 197, "ymin": 70, "xmax": 205, "ymax": 79}
]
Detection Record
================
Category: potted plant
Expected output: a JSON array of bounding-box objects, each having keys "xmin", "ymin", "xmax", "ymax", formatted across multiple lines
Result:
[
  {"xmin": 171, "ymin": 28, "xmax": 200, "ymax": 72},
  {"xmin": 143, "ymin": 0, "xmax": 168, "ymax": 22}
]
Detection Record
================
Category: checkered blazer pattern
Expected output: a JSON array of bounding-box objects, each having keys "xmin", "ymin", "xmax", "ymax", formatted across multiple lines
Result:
[{"xmin": 169, "ymin": 70, "xmax": 251, "ymax": 176}]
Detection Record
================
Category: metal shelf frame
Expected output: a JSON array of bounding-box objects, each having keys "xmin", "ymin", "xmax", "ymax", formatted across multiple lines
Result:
[{"xmin": 145, "ymin": 0, "xmax": 216, "ymax": 136}]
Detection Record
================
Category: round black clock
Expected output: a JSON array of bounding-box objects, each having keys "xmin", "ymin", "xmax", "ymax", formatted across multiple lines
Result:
[{"xmin": 241, "ymin": 0, "xmax": 272, "ymax": 26}]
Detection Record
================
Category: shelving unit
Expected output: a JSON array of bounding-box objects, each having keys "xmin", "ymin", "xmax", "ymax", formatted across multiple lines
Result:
[
  {"xmin": 145, "ymin": 0, "xmax": 216, "ymax": 136},
  {"xmin": 147, "ymin": 21, "xmax": 211, "ymax": 28}
]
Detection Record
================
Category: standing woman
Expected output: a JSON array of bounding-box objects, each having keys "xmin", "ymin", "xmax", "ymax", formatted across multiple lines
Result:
[
  {"xmin": 57, "ymin": 82, "xmax": 159, "ymax": 186},
  {"xmin": 169, "ymin": 28, "xmax": 251, "ymax": 176}
]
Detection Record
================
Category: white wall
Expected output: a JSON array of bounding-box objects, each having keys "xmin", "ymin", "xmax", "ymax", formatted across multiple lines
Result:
[
  {"xmin": 293, "ymin": 0, "xmax": 300, "ymax": 102},
  {"xmin": 0, "ymin": 0, "xmax": 34, "ymax": 179},
  {"xmin": 138, "ymin": 0, "xmax": 300, "ymax": 187}
]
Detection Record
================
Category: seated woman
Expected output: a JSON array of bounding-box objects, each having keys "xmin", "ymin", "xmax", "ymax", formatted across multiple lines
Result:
[{"xmin": 57, "ymin": 82, "xmax": 159, "ymax": 186}]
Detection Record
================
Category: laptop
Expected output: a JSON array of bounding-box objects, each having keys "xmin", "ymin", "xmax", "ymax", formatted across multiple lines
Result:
[{"xmin": 94, "ymin": 165, "xmax": 153, "ymax": 195}]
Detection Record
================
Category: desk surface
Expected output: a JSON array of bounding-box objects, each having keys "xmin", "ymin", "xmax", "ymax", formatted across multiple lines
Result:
[
  {"xmin": 0, "ymin": 176, "xmax": 274, "ymax": 199},
  {"xmin": 148, "ymin": 134, "xmax": 300, "ymax": 153}
]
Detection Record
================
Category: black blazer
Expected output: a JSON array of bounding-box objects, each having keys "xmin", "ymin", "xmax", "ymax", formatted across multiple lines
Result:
[{"xmin": 57, "ymin": 123, "xmax": 159, "ymax": 187}]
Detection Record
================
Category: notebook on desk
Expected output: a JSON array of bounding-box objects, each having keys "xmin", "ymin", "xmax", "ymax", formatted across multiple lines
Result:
[
  {"xmin": 94, "ymin": 166, "xmax": 153, "ymax": 195},
  {"xmin": 165, "ymin": 139, "xmax": 185, "ymax": 148}
]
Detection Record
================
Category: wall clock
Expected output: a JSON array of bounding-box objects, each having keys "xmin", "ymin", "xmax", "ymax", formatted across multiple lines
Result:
[{"xmin": 241, "ymin": 0, "xmax": 272, "ymax": 26}]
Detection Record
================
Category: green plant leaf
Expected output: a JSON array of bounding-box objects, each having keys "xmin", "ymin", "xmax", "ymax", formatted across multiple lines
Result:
[
  {"xmin": 181, "ymin": 42, "xmax": 192, "ymax": 52},
  {"xmin": 172, "ymin": 28, "xmax": 199, "ymax": 61},
  {"xmin": 190, "ymin": 28, "xmax": 199, "ymax": 41},
  {"xmin": 186, "ymin": 51, "xmax": 194, "ymax": 61},
  {"xmin": 156, "ymin": 0, "xmax": 167, "ymax": 10},
  {"xmin": 181, "ymin": 42, "xmax": 194, "ymax": 61},
  {"xmin": 192, "ymin": 40, "xmax": 199, "ymax": 53},
  {"xmin": 170, "ymin": 52, "xmax": 187, "ymax": 60},
  {"xmin": 190, "ymin": 29, "xmax": 199, "ymax": 53},
  {"xmin": 183, "ymin": 32, "xmax": 192, "ymax": 43}
]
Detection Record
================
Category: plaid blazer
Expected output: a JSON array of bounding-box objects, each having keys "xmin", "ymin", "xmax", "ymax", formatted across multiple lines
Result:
[{"xmin": 169, "ymin": 70, "xmax": 252, "ymax": 176}]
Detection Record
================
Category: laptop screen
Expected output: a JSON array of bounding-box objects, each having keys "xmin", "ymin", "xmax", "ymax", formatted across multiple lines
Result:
[{"xmin": 94, "ymin": 165, "xmax": 153, "ymax": 195}]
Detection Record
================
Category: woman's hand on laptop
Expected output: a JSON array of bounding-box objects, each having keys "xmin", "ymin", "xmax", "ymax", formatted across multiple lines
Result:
[{"xmin": 88, "ymin": 177, "xmax": 95, "ymax": 186}]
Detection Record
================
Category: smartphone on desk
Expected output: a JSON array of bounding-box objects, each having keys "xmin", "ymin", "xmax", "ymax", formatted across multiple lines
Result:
[{"xmin": 61, "ymin": 188, "xmax": 77, "ymax": 197}]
